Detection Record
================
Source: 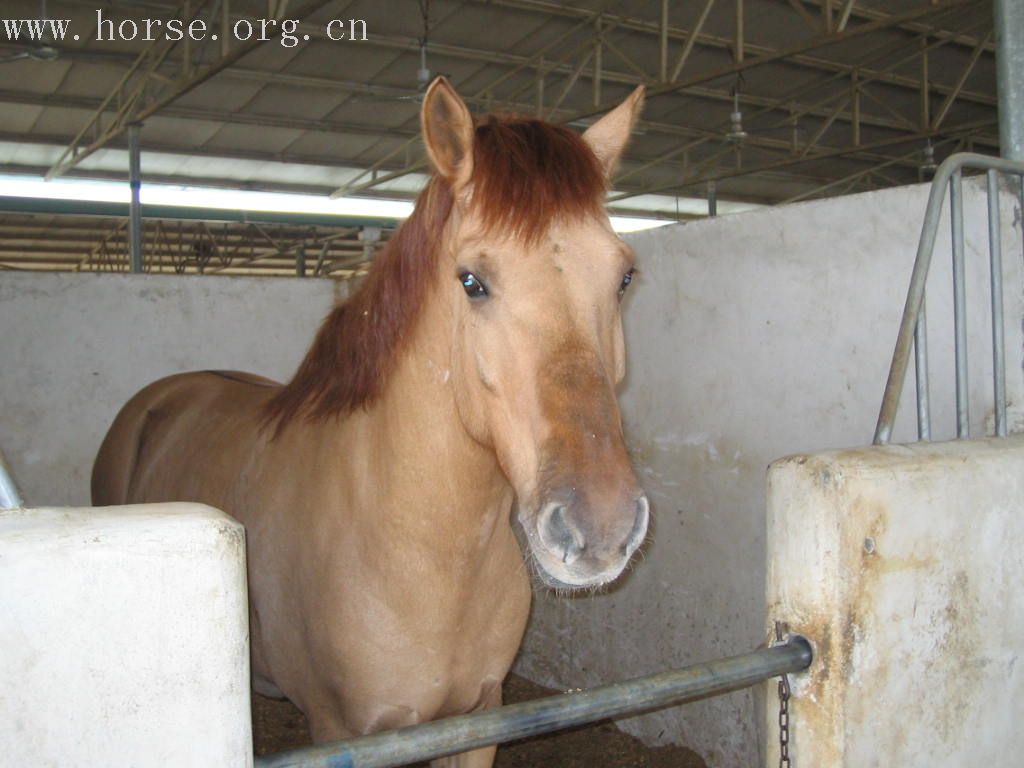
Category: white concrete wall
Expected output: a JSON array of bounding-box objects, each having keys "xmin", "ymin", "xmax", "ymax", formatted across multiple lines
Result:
[
  {"xmin": 765, "ymin": 435, "xmax": 1024, "ymax": 766},
  {"xmin": 514, "ymin": 177, "xmax": 1024, "ymax": 765},
  {"xmin": 0, "ymin": 273, "xmax": 344, "ymax": 506},
  {"xmin": 0, "ymin": 502, "xmax": 251, "ymax": 767}
]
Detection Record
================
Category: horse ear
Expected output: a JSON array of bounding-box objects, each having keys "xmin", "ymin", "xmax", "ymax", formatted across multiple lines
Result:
[
  {"xmin": 582, "ymin": 85, "xmax": 645, "ymax": 178},
  {"xmin": 421, "ymin": 76, "xmax": 475, "ymax": 189}
]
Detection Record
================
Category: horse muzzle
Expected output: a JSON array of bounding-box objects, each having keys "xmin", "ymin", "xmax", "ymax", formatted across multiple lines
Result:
[{"xmin": 523, "ymin": 491, "xmax": 649, "ymax": 589}]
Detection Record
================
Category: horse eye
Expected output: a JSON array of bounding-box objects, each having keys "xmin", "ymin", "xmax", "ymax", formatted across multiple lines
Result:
[
  {"xmin": 618, "ymin": 268, "xmax": 635, "ymax": 298},
  {"xmin": 459, "ymin": 271, "xmax": 489, "ymax": 300}
]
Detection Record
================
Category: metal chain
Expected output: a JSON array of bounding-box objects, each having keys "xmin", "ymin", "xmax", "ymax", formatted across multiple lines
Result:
[
  {"xmin": 778, "ymin": 670, "xmax": 792, "ymax": 767},
  {"xmin": 775, "ymin": 621, "xmax": 792, "ymax": 768}
]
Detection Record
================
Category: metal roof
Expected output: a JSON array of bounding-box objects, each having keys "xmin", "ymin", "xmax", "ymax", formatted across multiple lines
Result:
[{"xmin": 0, "ymin": 0, "xmax": 1002, "ymax": 275}]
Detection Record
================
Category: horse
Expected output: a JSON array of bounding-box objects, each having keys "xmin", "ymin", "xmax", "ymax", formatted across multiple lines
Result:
[{"xmin": 91, "ymin": 77, "xmax": 649, "ymax": 767}]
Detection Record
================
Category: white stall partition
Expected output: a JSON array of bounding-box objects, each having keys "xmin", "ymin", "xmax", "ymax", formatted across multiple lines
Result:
[
  {"xmin": 766, "ymin": 435, "xmax": 1024, "ymax": 765},
  {"xmin": 0, "ymin": 503, "xmax": 252, "ymax": 767}
]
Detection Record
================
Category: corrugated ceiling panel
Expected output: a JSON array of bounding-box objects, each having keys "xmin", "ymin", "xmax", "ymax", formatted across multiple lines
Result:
[
  {"xmin": 283, "ymin": 39, "xmax": 400, "ymax": 82},
  {"xmin": 242, "ymin": 83, "xmax": 348, "ymax": 120},
  {"xmin": 0, "ymin": 59, "xmax": 72, "ymax": 93},
  {"xmin": 55, "ymin": 61, "xmax": 124, "ymax": 98},
  {"xmin": 426, "ymin": 5, "xmax": 546, "ymax": 51},
  {"xmin": 175, "ymin": 80, "xmax": 266, "ymax": 112},
  {"xmin": 0, "ymin": 104, "xmax": 45, "ymax": 133},
  {"xmin": 201, "ymin": 123, "xmax": 307, "ymax": 153},
  {"xmin": 321, "ymin": 97, "xmax": 419, "ymax": 131},
  {"xmin": 25, "ymin": 105, "xmax": 92, "ymax": 135},
  {"xmin": 290, "ymin": 129, "xmax": 386, "ymax": 161},
  {"xmin": 137, "ymin": 115, "xmax": 224, "ymax": 148}
]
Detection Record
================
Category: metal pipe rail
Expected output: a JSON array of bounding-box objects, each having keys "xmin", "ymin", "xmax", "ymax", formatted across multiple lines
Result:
[
  {"xmin": 874, "ymin": 152, "xmax": 1024, "ymax": 445},
  {"xmin": 255, "ymin": 636, "xmax": 812, "ymax": 768},
  {"xmin": 127, "ymin": 122, "xmax": 144, "ymax": 275},
  {"xmin": 0, "ymin": 449, "xmax": 24, "ymax": 509}
]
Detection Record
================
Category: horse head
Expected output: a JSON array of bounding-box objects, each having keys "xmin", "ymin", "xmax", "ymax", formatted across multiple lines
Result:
[{"xmin": 422, "ymin": 78, "xmax": 650, "ymax": 590}]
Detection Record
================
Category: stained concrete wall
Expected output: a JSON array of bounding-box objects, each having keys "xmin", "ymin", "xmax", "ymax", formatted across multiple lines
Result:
[
  {"xmin": 0, "ymin": 273, "xmax": 344, "ymax": 506},
  {"xmin": 765, "ymin": 436, "xmax": 1024, "ymax": 766},
  {"xmin": 0, "ymin": 502, "xmax": 251, "ymax": 766},
  {"xmin": 514, "ymin": 177, "xmax": 1024, "ymax": 765}
]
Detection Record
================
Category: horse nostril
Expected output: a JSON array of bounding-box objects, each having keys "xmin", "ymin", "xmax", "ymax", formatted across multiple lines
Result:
[
  {"xmin": 623, "ymin": 495, "xmax": 650, "ymax": 555},
  {"xmin": 538, "ymin": 504, "xmax": 585, "ymax": 565}
]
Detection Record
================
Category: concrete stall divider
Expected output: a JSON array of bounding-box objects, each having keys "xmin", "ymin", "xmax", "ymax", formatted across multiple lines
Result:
[{"xmin": 0, "ymin": 502, "xmax": 252, "ymax": 766}]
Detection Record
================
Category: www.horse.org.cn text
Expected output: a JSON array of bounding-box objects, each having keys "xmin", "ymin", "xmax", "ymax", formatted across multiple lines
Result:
[{"xmin": 2, "ymin": 12, "xmax": 368, "ymax": 48}]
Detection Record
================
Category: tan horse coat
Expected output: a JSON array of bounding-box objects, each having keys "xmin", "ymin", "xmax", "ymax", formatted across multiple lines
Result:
[{"xmin": 92, "ymin": 79, "xmax": 647, "ymax": 767}]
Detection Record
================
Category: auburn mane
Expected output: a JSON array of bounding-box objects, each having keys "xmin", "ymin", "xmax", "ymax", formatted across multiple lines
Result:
[{"xmin": 264, "ymin": 114, "xmax": 607, "ymax": 431}]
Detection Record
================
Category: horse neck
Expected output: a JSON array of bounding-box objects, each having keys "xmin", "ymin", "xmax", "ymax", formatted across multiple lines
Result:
[{"xmin": 351, "ymin": 279, "xmax": 513, "ymax": 534}]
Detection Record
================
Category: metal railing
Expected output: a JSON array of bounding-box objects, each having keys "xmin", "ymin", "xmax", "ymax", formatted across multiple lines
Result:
[
  {"xmin": 0, "ymin": 449, "xmax": 24, "ymax": 509},
  {"xmin": 255, "ymin": 636, "xmax": 812, "ymax": 768},
  {"xmin": 874, "ymin": 152, "xmax": 1024, "ymax": 445}
]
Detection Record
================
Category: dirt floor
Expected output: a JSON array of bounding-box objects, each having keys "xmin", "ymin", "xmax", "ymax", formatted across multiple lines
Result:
[{"xmin": 253, "ymin": 674, "xmax": 706, "ymax": 768}]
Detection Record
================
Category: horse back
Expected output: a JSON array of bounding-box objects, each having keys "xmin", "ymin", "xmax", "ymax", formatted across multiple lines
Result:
[{"xmin": 91, "ymin": 370, "xmax": 280, "ymax": 508}]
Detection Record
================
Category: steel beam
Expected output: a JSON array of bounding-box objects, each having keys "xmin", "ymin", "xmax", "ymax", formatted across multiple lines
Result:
[
  {"xmin": 799, "ymin": 0, "xmax": 994, "ymax": 51},
  {"xmin": 0, "ymin": 196, "xmax": 396, "ymax": 230},
  {"xmin": 477, "ymin": 0, "xmax": 993, "ymax": 107},
  {"xmin": 994, "ymin": 0, "xmax": 1024, "ymax": 160},
  {"xmin": 659, "ymin": 0, "xmax": 669, "ymax": 80},
  {"xmin": 55, "ymin": 0, "xmax": 997, "ymax": 112},
  {"xmin": 0, "ymin": 83, "xmax": 972, "ymax": 184},
  {"xmin": 208, "ymin": 228, "xmax": 357, "ymax": 274},
  {"xmin": 932, "ymin": 29, "xmax": 993, "ymax": 130},
  {"xmin": 549, "ymin": 50, "xmax": 594, "ymax": 117},
  {"xmin": 788, "ymin": 0, "xmax": 820, "ymax": 31},
  {"xmin": 736, "ymin": 0, "xmax": 745, "ymax": 63},
  {"xmin": 799, "ymin": 95, "xmax": 852, "ymax": 157},
  {"xmin": 780, "ymin": 136, "xmax": 958, "ymax": 203},
  {"xmin": 837, "ymin": 0, "xmax": 857, "ymax": 32},
  {"xmin": 46, "ymin": 0, "xmax": 334, "ymax": 179},
  {"xmin": 326, "ymin": 13, "xmax": 604, "ymax": 198},
  {"xmin": 859, "ymin": 85, "xmax": 919, "ymax": 131},
  {"xmin": 0, "ymin": 88, "xmax": 420, "ymax": 143},
  {"xmin": 24, "ymin": 25, "xmax": 993, "ymax": 147},
  {"xmin": 610, "ymin": 118, "xmax": 996, "ymax": 202},
  {"xmin": 852, "ymin": 70, "xmax": 861, "ymax": 144},
  {"xmin": 671, "ymin": 0, "xmax": 717, "ymax": 81},
  {"xmin": 920, "ymin": 36, "xmax": 931, "ymax": 130},
  {"xmin": 563, "ymin": 0, "xmax": 981, "ymax": 125},
  {"xmin": 612, "ymin": 15, "xmax": 996, "ymax": 191},
  {"xmin": 325, "ymin": 12, "xmax": 985, "ymax": 200},
  {"xmin": 127, "ymin": 123, "xmax": 143, "ymax": 274}
]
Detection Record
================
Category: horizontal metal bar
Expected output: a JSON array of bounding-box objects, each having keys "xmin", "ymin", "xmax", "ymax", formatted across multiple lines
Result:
[
  {"xmin": 0, "ymin": 450, "xmax": 25, "ymax": 509},
  {"xmin": 873, "ymin": 152, "xmax": 1024, "ymax": 445},
  {"xmin": 256, "ymin": 637, "xmax": 812, "ymax": 768}
]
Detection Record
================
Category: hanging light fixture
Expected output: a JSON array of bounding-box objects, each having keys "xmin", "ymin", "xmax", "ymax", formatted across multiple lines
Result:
[
  {"xmin": 919, "ymin": 140, "xmax": 938, "ymax": 175},
  {"xmin": 726, "ymin": 85, "xmax": 748, "ymax": 144},
  {"xmin": 416, "ymin": 0, "xmax": 432, "ymax": 89}
]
